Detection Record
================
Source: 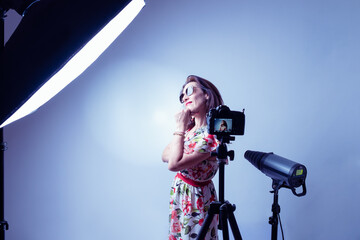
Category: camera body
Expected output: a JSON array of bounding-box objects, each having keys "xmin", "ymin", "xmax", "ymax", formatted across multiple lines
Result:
[{"xmin": 207, "ymin": 105, "xmax": 245, "ymax": 136}]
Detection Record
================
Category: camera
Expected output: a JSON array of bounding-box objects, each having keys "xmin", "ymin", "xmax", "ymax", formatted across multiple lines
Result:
[{"xmin": 207, "ymin": 105, "xmax": 245, "ymax": 136}]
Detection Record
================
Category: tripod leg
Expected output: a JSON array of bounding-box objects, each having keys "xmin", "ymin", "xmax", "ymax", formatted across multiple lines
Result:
[
  {"xmin": 220, "ymin": 203, "xmax": 230, "ymax": 240},
  {"xmin": 196, "ymin": 202, "xmax": 221, "ymax": 240},
  {"xmin": 226, "ymin": 203, "xmax": 242, "ymax": 240},
  {"xmin": 196, "ymin": 212, "xmax": 214, "ymax": 240}
]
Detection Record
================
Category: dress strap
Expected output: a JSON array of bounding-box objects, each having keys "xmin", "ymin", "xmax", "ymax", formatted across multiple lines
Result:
[{"xmin": 176, "ymin": 173, "xmax": 212, "ymax": 187}]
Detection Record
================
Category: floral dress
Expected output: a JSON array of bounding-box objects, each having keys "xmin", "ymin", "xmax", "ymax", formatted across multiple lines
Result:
[{"xmin": 169, "ymin": 126, "xmax": 219, "ymax": 240}]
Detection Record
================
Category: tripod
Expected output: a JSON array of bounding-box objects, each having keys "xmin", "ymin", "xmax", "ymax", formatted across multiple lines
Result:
[{"xmin": 196, "ymin": 136, "xmax": 242, "ymax": 240}]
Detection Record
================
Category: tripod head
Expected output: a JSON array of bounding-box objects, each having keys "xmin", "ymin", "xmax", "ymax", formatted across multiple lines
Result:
[
  {"xmin": 211, "ymin": 135, "xmax": 235, "ymax": 162},
  {"xmin": 210, "ymin": 135, "xmax": 238, "ymax": 204}
]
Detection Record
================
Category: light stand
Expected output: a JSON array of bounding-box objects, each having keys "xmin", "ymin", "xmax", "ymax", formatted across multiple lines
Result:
[
  {"xmin": 0, "ymin": 129, "xmax": 8, "ymax": 240},
  {"xmin": 196, "ymin": 136, "xmax": 242, "ymax": 240},
  {"xmin": 244, "ymin": 150, "xmax": 307, "ymax": 240},
  {"xmin": 0, "ymin": 7, "xmax": 9, "ymax": 240},
  {"xmin": 269, "ymin": 180, "xmax": 284, "ymax": 240}
]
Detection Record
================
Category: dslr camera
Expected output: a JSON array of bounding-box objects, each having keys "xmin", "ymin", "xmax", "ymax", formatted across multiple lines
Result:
[{"xmin": 207, "ymin": 105, "xmax": 245, "ymax": 136}]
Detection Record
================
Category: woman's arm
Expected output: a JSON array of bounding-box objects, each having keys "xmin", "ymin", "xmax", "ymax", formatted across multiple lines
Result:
[
  {"xmin": 161, "ymin": 143, "xmax": 171, "ymax": 163},
  {"xmin": 162, "ymin": 109, "xmax": 213, "ymax": 171},
  {"xmin": 161, "ymin": 135, "xmax": 183, "ymax": 163},
  {"xmin": 162, "ymin": 131, "xmax": 216, "ymax": 171},
  {"xmin": 167, "ymin": 150, "xmax": 213, "ymax": 172},
  {"xmin": 162, "ymin": 109, "xmax": 189, "ymax": 162}
]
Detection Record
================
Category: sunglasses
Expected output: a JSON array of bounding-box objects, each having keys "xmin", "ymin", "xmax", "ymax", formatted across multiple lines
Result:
[{"xmin": 179, "ymin": 85, "xmax": 206, "ymax": 103}]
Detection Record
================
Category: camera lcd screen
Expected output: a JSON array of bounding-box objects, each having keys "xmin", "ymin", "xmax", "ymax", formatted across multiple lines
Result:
[
  {"xmin": 207, "ymin": 105, "xmax": 245, "ymax": 136},
  {"xmin": 214, "ymin": 118, "xmax": 232, "ymax": 133}
]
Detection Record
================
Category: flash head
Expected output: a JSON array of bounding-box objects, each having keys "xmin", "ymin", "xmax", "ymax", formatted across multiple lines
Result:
[{"xmin": 244, "ymin": 150, "xmax": 307, "ymax": 197}]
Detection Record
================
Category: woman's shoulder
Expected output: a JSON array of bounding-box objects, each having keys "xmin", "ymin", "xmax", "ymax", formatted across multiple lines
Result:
[
  {"xmin": 186, "ymin": 125, "xmax": 218, "ymax": 143},
  {"xmin": 198, "ymin": 126, "xmax": 218, "ymax": 140},
  {"xmin": 196, "ymin": 126, "xmax": 209, "ymax": 135}
]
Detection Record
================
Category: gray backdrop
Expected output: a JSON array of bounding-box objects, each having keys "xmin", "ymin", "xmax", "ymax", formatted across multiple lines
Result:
[{"xmin": 4, "ymin": 0, "xmax": 360, "ymax": 239}]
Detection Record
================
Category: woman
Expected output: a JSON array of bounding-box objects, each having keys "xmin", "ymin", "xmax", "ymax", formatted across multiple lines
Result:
[
  {"xmin": 162, "ymin": 75, "xmax": 224, "ymax": 240},
  {"xmin": 219, "ymin": 120, "xmax": 228, "ymax": 132}
]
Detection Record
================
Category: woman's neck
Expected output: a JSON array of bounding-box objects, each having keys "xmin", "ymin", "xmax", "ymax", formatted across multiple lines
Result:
[{"xmin": 193, "ymin": 115, "xmax": 207, "ymax": 130}]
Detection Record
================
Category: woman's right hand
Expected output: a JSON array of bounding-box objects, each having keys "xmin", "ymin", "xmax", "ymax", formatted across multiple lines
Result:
[{"xmin": 174, "ymin": 109, "xmax": 192, "ymax": 132}]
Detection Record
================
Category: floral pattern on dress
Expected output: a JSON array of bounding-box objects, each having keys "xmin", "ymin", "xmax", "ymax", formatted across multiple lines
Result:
[{"xmin": 169, "ymin": 126, "xmax": 219, "ymax": 240}]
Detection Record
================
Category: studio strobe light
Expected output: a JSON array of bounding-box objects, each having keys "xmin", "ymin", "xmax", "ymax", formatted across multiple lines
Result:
[
  {"xmin": 244, "ymin": 150, "xmax": 308, "ymax": 240},
  {"xmin": 244, "ymin": 150, "xmax": 307, "ymax": 196},
  {"xmin": 0, "ymin": 1, "xmax": 145, "ymax": 239}
]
